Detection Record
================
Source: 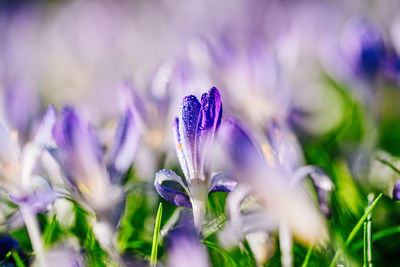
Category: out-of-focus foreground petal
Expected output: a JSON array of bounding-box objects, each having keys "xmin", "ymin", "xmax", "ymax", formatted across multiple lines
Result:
[
  {"xmin": 220, "ymin": 119, "xmax": 327, "ymax": 244},
  {"xmin": 108, "ymin": 107, "xmax": 140, "ymax": 182},
  {"xmin": 166, "ymin": 211, "xmax": 210, "ymax": 267}
]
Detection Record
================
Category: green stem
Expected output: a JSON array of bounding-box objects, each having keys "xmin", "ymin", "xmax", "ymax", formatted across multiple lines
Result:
[
  {"xmin": 12, "ymin": 250, "xmax": 25, "ymax": 267},
  {"xmin": 301, "ymin": 243, "xmax": 314, "ymax": 267},
  {"xmin": 329, "ymin": 193, "xmax": 382, "ymax": 267},
  {"xmin": 19, "ymin": 203, "xmax": 46, "ymax": 267},
  {"xmin": 363, "ymin": 194, "xmax": 374, "ymax": 267},
  {"xmin": 150, "ymin": 203, "xmax": 163, "ymax": 267}
]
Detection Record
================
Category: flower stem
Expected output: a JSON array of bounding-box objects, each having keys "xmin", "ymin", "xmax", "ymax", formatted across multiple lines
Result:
[
  {"xmin": 19, "ymin": 203, "xmax": 46, "ymax": 267},
  {"xmin": 279, "ymin": 222, "xmax": 292, "ymax": 267},
  {"xmin": 363, "ymin": 194, "xmax": 374, "ymax": 267},
  {"xmin": 192, "ymin": 199, "xmax": 206, "ymax": 234}
]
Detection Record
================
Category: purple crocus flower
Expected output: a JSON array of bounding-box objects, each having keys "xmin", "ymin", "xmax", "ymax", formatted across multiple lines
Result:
[
  {"xmin": 219, "ymin": 118, "xmax": 333, "ymax": 250},
  {"xmin": 341, "ymin": 18, "xmax": 386, "ymax": 81},
  {"xmin": 166, "ymin": 211, "xmax": 210, "ymax": 267},
  {"xmin": 0, "ymin": 105, "xmax": 56, "ymax": 266},
  {"xmin": 50, "ymin": 105, "xmax": 139, "ymax": 250},
  {"xmin": 154, "ymin": 87, "xmax": 236, "ymax": 231},
  {"xmin": 0, "ymin": 105, "xmax": 56, "ymax": 212}
]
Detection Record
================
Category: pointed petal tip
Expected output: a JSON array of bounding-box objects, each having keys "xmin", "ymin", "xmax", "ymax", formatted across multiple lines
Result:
[{"xmin": 393, "ymin": 180, "xmax": 400, "ymax": 201}]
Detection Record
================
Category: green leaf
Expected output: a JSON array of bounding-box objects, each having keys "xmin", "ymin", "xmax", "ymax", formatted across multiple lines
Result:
[
  {"xmin": 150, "ymin": 202, "xmax": 163, "ymax": 267},
  {"xmin": 301, "ymin": 243, "xmax": 314, "ymax": 267},
  {"xmin": 12, "ymin": 250, "xmax": 25, "ymax": 267}
]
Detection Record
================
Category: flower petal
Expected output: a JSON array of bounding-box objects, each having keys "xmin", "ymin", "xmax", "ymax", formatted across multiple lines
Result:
[
  {"xmin": 4, "ymin": 83, "xmax": 39, "ymax": 142},
  {"xmin": 173, "ymin": 118, "xmax": 190, "ymax": 180},
  {"xmin": 166, "ymin": 210, "xmax": 210, "ymax": 267},
  {"xmin": 292, "ymin": 165, "xmax": 334, "ymax": 216},
  {"xmin": 108, "ymin": 107, "xmax": 140, "ymax": 182},
  {"xmin": 179, "ymin": 95, "xmax": 201, "ymax": 179},
  {"xmin": 208, "ymin": 173, "xmax": 237, "ymax": 193},
  {"xmin": 154, "ymin": 169, "xmax": 192, "ymax": 208},
  {"xmin": 199, "ymin": 87, "xmax": 222, "ymax": 136},
  {"xmin": 9, "ymin": 175, "xmax": 56, "ymax": 214},
  {"xmin": 264, "ymin": 120, "xmax": 303, "ymax": 171},
  {"xmin": 219, "ymin": 118, "xmax": 264, "ymax": 171},
  {"xmin": 53, "ymin": 106, "xmax": 103, "ymax": 164},
  {"xmin": 0, "ymin": 122, "xmax": 20, "ymax": 165},
  {"xmin": 52, "ymin": 106, "xmax": 107, "ymax": 189},
  {"xmin": 33, "ymin": 105, "xmax": 56, "ymax": 147},
  {"xmin": 197, "ymin": 87, "xmax": 223, "ymax": 175}
]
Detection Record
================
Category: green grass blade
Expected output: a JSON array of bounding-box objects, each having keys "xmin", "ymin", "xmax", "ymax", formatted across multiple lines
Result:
[
  {"xmin": 12, "ymin": 250, "xmax": 25, "ymax": 267},
  {"xmin": 150, "ymin": 202, "xmax": 163, "ymax": 267},
  {"xmin": 203, "ymin": 240, "xmax": 237, "ymax": 267},
  {"xmin": 363, "ymin": 194, "xmax": 374, "ymax": 267},
  {"xmin": 301, "ymin": 243, "xmax": 314, "ymax": 267},
  {"xmin": 329, "ymin": 193, "xmax": 382, "ymax": 267}
]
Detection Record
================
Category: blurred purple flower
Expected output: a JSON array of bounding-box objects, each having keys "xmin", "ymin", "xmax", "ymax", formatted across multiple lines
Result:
[
  {"xmin": 2, "ymin": 83, "xmax": 40, "ymax": 144},
  {"xmin": 43, "ymin": 246, "xmax": 85, "ymax": 267},
  {"xmin": 0, "ymin": 105, "xmax": 56, "ymax": 214},
  {"xmin": 154, "ymin": 87, "xmax": 236, "ymax": 231},
  {"xmin": 341, "ymin": 18, "xmax": 386, "ymax": 81},
  {"xmin": 219, "ymin": 118, "xmax": 333, "ymax": 247},
  {"xmin": 51, "ymin": 105, "xmax": 138, "ymax": 209},
  {"xmin": 166, "ymin": 211, "xmax": 210, "ymax": 267},
  {"xmin": 50, "ymin": 105, "xmax": 139, "ymax": 250}
]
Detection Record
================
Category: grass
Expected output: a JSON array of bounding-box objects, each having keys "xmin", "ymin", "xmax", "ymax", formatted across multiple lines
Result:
[
  {"xmin": 329, "ymin": 193, "xmax": 383, "ymax": 267},
  {"xmin": 150, "ymin": 202, "xmax": 163, "ymax": 267}
]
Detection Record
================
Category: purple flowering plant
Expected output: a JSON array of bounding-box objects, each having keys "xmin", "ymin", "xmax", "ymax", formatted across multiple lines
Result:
[{"xmin": 154, "ymin": 87, "xmax": 236, "ymax": 232}]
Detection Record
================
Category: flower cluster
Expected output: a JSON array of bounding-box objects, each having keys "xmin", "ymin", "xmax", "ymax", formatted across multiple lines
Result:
[{"xmin": 1, "ymin": 1, "xmax": 400, "ymax": 266}]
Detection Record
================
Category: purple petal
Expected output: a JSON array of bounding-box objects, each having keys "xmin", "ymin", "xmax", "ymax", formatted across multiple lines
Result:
[
  {"xmin": 179, "ymin": 95, "xmax": 201, "ymax": 179},
  {"xmin": 292, "ymin": 166, "xmax": 334, "ymax": 216},
  {"xmin": 52, "ymin": 106, "xmax": 104, "ymax": 184},
  {"xmin": 199, "ymin": 87, "xmax": 222, "ymax": 135},
  {"xmin": 173, "ymin": 118, "xmax": 190, "ymax": 180},
  {"xmin": 0, "ymin": 122, "xmax": 19, "ymax": 163},
  {"xmin": 196, "ymin": 88, "xmax": 223, "ymax": 174},
  {"xmin": 264, "ymin": 120, "xmax": 303, "ymax": 171},
  {"xmin": 9, "ymin": 176, "xmax": 56, "ymax": 214},
  {"xmin": 154, "ymin": 169, "xmax": 192, "ymax": 208},
  {"xmin": 33, "ymin": 105, "xmax": 56, "ymax": 147},
  {"xmin": 43, "ymin": 247, "xmax": 85, "ymax": 267},
  {"xmin": 393, "ymin": 180, "xmax": 400, "ymax": 201},
  {"xmin": 4, "ymin": 83, "xmax": 39, "ymax": 142},
  {"xmin": 341, "ymin": 18, "xmax": 385, "ymax": 79},
  {"xmin": 208, "ymin": 173, "xmax": 237, "ymax": 193},
  {"xmin": 118, "ymin": 80, "xmax": 148, "ymax": 122},
  {"xmin": 219, "ymin": 118, "xmax": 263, "ymax": 170},
  {"xmin": 167, "ymin": 211, "xmax": 210, "ymax": 267},
  {"xmin": 108, "ymin": 107, "xmax": 140, "ymax": 182}
]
